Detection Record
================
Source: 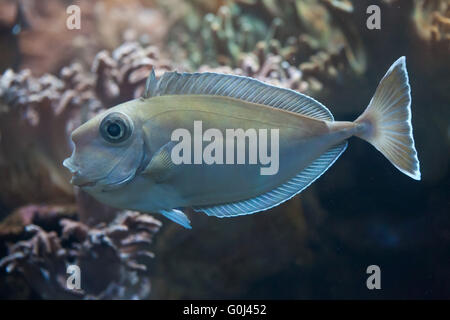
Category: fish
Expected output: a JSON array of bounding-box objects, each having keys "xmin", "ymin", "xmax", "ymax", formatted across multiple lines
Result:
[{"xmin": 63, "ymin": 57, "xmax": 420, "ymax": 229}]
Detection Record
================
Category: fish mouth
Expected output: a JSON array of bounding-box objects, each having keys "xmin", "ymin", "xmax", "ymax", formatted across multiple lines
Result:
[
  {"xmin": 63, "ymin": 158, "xmax": 97, "ymax": 188},
  {"xmin": 63, "ymin": 157, "xmax": 135, "ymax": 190},
  {"xmin": 71, "ymin": 175, "xmax": 97, "ymax": 188}
]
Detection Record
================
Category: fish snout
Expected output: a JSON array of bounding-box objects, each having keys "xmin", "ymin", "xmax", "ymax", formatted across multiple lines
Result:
[{"xmin": 70, "ymin": 121, "xmax": 97, "ymax": 145}]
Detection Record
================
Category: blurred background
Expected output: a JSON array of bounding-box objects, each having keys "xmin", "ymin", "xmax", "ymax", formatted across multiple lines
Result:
[{"xmin": 0, "ymin": 0, "xmax": 448, "ymax": 299}]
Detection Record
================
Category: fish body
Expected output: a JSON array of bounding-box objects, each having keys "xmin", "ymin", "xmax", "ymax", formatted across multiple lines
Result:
[{"xmin": 64, "ymin": 57, "xmax": 420, "ymax": 228}]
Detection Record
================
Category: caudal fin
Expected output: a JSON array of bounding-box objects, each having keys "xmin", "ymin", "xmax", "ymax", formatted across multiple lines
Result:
[{"xmin": 355, "ymin": 57, "xmax": 421, "ymax": 180}]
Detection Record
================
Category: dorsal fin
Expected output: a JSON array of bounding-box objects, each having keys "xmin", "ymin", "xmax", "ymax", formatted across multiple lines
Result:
[
  {"xmin": 193, "ymin": 141, "xmax": 347, "ymax": 217},
  {"xmin": 143, "ymin": 70, "xmax": 334, "ymax": 121},
  {"xmin": 143, "ymin": 68, "xmax": 157, "ymax": 98}
]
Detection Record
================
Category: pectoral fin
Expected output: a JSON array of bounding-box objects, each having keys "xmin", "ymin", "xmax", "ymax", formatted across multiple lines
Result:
[{"xmin": 142, "ymin": 142, "xmax": 178, "ymax": 183}]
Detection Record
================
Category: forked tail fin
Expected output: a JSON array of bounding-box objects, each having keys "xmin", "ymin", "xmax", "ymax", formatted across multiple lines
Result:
[{"xmin": 355, "ymin": 57, "xmax": 421, "ymax": 180}]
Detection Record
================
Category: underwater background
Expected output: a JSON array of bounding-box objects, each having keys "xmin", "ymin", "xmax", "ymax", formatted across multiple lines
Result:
[{"xmin": 0, "ymin": 0, "xmax": 448, "ymax": 299}]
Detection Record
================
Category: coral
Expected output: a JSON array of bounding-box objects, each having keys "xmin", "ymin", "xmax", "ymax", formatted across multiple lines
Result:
[
  {"xmin": 0, "ymin": 204, "xmax": 78, "ymax": 243},
  {"xmin": 167, "ymin": 1, "xmax": 279, "ymax": 68},
  {"xmin": 412, "ymin": 0, "xmax": 450, "ymax": 49},
  {"xmin": 164, "ymin": 0, "xmax": 364, "ymax": 99},
  {"xmin": 0, "ymin": 206, "xmax": 161, "ymax": 299},
  {"xmin": 92, "ymin": 42, "xmax": 173, "ymax": 107},
  {"xmin": 0, "ymin": 68, "xmax": 90, "ymax": 208},
  {"xmin": 198, "ymin": 38, "xmax": 350, "ymax": 96},
  {"xmin": 410, "ymin": 0, "xmax": 450, "ymax": 98},
  {"xmin": 3, "ymin": 0, "xmax": 168, "ymax": 76},
  {"xmin": 198, "ymin": 50, "xmax": 309, "ymax": 93}
]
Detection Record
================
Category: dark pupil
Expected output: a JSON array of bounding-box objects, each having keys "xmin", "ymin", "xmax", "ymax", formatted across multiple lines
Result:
[{"xmin": 107, "ymin": 122, "xmax": 121, "ymax": 138}]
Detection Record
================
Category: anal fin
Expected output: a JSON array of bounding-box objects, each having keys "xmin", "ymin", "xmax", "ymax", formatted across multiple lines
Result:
[{"xmin": 193, "ymin": 142, "xmax": 348, "ymax": 218}]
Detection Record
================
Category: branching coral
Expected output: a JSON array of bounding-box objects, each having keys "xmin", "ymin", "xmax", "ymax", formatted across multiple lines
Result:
[
  {"xmin": 412, "ymin": 0, "xmax": 450, "ymax": 49},
  {"xmin": 92, "ymin": 42, "xmax": 173, "ymax": 107},
  {"xmin": 0, "ymin": 68, "xmax": 89, "ymax": 208},
  {"xmin": 0, "ymin": 207, "xmax": 161, "ymax": 299},
  {"xmin": 163, "ymin": 0, "xmax": 364, "ymax": 98},
  {"xmin": 198, "ymin": 49, "xmax": 309, "ymax": 93},
  {"xmin": 198, "ymin": 37, "xmax": 350, "ymax": 96}
]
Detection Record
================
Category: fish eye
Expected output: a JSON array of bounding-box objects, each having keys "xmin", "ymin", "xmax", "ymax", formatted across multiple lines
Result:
[{"xmin": 99, "ymin": 112, "xmax": 133, "ymax": 143}]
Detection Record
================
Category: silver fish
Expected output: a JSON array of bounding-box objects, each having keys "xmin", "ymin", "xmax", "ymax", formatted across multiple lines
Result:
[{"xmin": 63, "ymin": 57, "xmax": 420, "ymax": 229}]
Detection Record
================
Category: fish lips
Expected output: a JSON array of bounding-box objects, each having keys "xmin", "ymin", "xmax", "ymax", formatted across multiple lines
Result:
[
  {"xmin": 63, "ymin": 157, "xmax": 136, "ymax": 190},
  {"xmin": 63, "ymin": 157, "xmax": 97, "ymax": 187}
]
